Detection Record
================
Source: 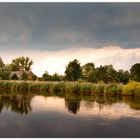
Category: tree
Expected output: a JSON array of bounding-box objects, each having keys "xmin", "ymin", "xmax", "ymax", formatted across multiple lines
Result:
[
  {"xmin": 0, "ymin": 64, "xmax": 12, "ymax": 80},
  {"xmin": 96, "ymin": 65, "xmax": 107, "ymax": 82},
  {"xmin": 130, "ymin": 63, "xmax": 140, "ymax": 82},
  {"xmin": 42, "ymin": 71, "xmax": 52, "ymax": 81},
  {"xmin": 117, "ymin": 70, "xmax": 129, "ymax": 83},
  {"xmin": 104, "ymin": 65, "xmax": 118, "ymax": 83},
  {"xmin": 51, "ymin": 73, "xmax": 61, "ymax": 81},
  {"xmin": 0, "ymin": 57, "xmax": 5, "ymax": 68},
  {"xmin": 82, "ymin": 63, "xmax": 96, "ymax": 82},
  {"xmin": 65, "ymin": 59, "xmax": 82, "ymax": 81},
  {"xmin": 10, "ymin": 56, "xmax": 33, "ymax": 71}
]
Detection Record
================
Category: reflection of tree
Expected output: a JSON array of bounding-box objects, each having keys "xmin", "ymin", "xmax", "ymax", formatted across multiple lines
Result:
[
  {"xmin": 94, "ymin": 95, "xmax": 122, "ymax": 111},
  {"xmin": 65, "ymin": 94, "xmax": 81, "ymax": 114},
  {"xmin": 123, "ymin": 96, "xmax": 140, "ymax": 110},
  {"xmin": 0, "ymin": 102, "xmax": 4, "ymax": 113},
  {"xmin": 65, "ymin": 99, "xmax": 80, "ymax": 114},
  {"xmin": 83, "ymin": 101, "xmax": 94, "ymax": 110},
  {"xmin": 0, "ymin": 94, "xmax": 33, "ymax": 114}
]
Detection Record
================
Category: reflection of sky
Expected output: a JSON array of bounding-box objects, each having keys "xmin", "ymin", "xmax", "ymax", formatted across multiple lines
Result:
[
  {"xmin": 1, "ymin": 95, "xmax": 140, "ymax": 137},
  {"xmin": 0, "ymin": 3, "xmax": 140, "ymax": 76},
  {"xmin": 30, "ymin": 96, "xmax": 140, "ymax": 120}
]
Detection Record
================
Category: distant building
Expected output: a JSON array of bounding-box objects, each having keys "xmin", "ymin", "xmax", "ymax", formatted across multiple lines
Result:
[{"xmin": 10, "ymin": 70, "xmax": 36, "ymax": 80}]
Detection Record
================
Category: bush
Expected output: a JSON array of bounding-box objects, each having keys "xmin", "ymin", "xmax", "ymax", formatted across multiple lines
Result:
[
  {"xmin": 97, "ymin": 81, "xmax": 105, "ymax": 84},
  {"xmin": 134, "ymin": 87, "xmax": 140, "ymax": 95},
  {"xmin": 95, "ymin": 84, "xmax": 105, "ymax": 94},
  {"xmin": 104, "ymin": 83, "xmax": 118, "ymax": 95},
  {"xmin": 80, "ymin": 83, "xmax": 93, "ymax": 93},
  {"xmin": 122, "ymin": 80, "xmax": 140, "ymax": 96},
  {"xmin": 116, "ymin": 85, "xmax": 123, "ymax": 94}
]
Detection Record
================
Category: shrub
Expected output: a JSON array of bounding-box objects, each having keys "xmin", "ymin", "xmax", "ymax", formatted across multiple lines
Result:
[
  {"xmin": 97, "ymin": 81, "xmax": 105, "ymax": 84},
  {"xmin": 122, "ymin": 80, "xmax": 140, "ymax": 96},
  {"xmin": 95, "ymin": 84, "xmax": 105, "ymax": 94},
  {"xmin": 134, "ymin": 87, "xmax": 140, "ymax": 95},
  {"xmin": 104, "ymin": 83, "xmax": 118, "ymax": 95},
  {"xmin": 80, "ymin": 83, "xmax": 93, "ymax": 93}
]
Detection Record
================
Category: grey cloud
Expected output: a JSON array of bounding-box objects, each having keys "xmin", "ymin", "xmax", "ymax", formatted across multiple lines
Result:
[{"xmin": 0, "ymin": 3, "xmax": 140, "ymax": 51}]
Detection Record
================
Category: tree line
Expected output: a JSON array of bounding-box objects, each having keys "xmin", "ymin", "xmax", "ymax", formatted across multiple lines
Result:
[{"xmin": 0, "ymin": 57, "xmax": 140, "ymax": 83}]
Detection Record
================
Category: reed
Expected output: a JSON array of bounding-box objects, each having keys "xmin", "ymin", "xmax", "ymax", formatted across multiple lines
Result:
[
  {"xmin": 104, "ymin": 83, "xmax": 122, "ymax": 95},
  {"xmin": 0, "ymin": 80, "xmax": 139, "ymax": 96}
]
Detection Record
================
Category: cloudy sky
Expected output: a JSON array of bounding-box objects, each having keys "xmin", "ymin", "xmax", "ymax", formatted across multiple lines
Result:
[{"xmin": 0, "ymin": 3, "xmax": 140, "ymax": 76}]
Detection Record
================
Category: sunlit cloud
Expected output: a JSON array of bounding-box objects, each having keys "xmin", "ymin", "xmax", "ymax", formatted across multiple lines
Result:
[{"xmin": 0, "ymin": 46, "xmax": 140, "ymax": 76}]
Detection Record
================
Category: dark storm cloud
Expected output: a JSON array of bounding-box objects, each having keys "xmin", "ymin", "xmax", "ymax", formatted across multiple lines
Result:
[{"xmin": 0, "ymin": 3, "xmax": 140, "ymax": 51}]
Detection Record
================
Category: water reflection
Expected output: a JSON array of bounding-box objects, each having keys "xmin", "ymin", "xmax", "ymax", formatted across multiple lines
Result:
[
  {"xmin": 0, "ymin": 93, "xmax": 140, "ymax": 116},
  {"xmin": 0, "ymin": 93, "xmax": 140, "ymax": 137},
  {"xmin": 65, "ymin": 99, "xmax": 80, "ymax": 114},
  {"xmin": 0, "ymin": 94, "xmax": 32, "ymax": 114},
  {"xmin": 123, "ymin": 96, "xmax": 140, "ymax": 110}
]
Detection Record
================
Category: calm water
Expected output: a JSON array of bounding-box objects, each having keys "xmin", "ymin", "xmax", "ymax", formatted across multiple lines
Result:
[{"xmin": 0, "ymin": 93, "xmax": 140, "ymax": 137}]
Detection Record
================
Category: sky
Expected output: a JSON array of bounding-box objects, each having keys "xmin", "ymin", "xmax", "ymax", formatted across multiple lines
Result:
[{"xmin": 0, "ymin": 3, "xmax": 140, "ymax": 76}]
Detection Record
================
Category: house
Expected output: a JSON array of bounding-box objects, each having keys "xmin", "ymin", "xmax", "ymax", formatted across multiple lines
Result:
[{"xmin": 10, "ymin": 70, "xmax": 37, "ymax": 80}]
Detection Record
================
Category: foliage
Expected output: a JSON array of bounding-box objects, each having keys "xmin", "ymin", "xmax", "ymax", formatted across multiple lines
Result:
[
  {"xmin": 21, "ymin": 72, "xmax": 28, "ymax": 80},
  {"xmin": 122, "ymin": 80, "xmax": 140, "ymax": 96},
  {"xmin": 130, "ymin": 63, "xmax": 140, "ymax": 82},
  {"xmin": 117, "ymin": 70, "xmax": 130, "ymax": 83},
  {"xmin": 11, "ymin": 73, "xmax": 19, "ymax": 80},
  {"xmin": 0, "ymin": 57, "xmax": 5, "ymax": 68},
  {"xmin": 104, "ymin": 83, "xmax": 120, "ymax": 95},
  {"xmin": 51, "ymin": 73, "xmax": 61, "ymax": 81},
  {"xmin": 10, "ymin": 56, "xmax": 33, "ymax": 71},
  {"xmin": 65, "ymin": 59, "xmax": 82, "ymax": 81},
  {"xmin": 82, "ymin": 63, "xmax": 96, "ymax": 82},
  {"xmin": 0, "ymin": 64, "xmax": 12, "ymax": 80},
  {"xmin": 0, "ymin": 81, "xmax": 139, "ymax": 96},
  {"xmin": 42, "ymin": 71, "xmax": 52, "ymax": 81}
]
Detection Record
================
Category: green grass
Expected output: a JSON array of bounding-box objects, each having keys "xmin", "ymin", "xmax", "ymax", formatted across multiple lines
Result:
[
  {"xmin": 0, "ymin": 80, "xmax": 140, "ymax": 96},
  {"xmin": 104, "ymin": 83, "xmax": 123, "ymax": 95}
]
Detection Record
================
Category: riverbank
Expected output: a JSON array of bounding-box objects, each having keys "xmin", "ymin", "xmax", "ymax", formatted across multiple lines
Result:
[{"xmin": 0, "ymin": 80, "xmax": 140, "ymax": 96}]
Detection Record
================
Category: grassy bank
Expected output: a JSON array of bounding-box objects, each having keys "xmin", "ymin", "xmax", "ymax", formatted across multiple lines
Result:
[{"xmin": 0, "ymin": 80, "xmax": 140, "ymax": 96}]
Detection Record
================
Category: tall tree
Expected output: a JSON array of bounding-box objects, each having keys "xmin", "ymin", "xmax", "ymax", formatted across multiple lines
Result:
[
  {"xmin": 130, "ymin": 63, "xmax": 140, "ymax": 82},
  {"xmin": 0, "ymin": 64, "xmax": 12, "ymax": 80},
  {"xmin": 117, "ymin": 69, "xmax": 129, "ymax": 83},
  {"xmin": 65, "ymin": 59, "xmax": 82, "ymax": 81},
  {"xmin": 82, "ymin": 63, "xmax": 96, "ymax": 82},
  {"xmin": 0, "ymin": 57, "xmax": 5, "ymax": 68},
  {"xmin": 96, "ymin": 65, "xmax": 107, "ymax": 82},
  {"xmin": 10, "ymin": 56, "xmax": 33, "ymax": 71},
  {"xmin": 104, "ymin": 65, "xmax": 118, "ymax": 82}
]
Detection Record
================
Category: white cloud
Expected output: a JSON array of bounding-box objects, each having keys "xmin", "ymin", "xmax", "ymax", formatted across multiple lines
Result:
[{"xmin": 0, "ymin": 46, "xmax": 140, "ymax": 76}]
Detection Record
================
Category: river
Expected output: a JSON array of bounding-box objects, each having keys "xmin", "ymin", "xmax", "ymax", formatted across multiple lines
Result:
[{"xmin": 0, "ymin": 93, "xmax": 140, "ymax": 137}]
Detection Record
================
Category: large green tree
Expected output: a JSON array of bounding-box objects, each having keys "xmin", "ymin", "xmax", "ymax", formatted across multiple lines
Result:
[
  {"xmin": 117, "ymin": 70, "xmax": 130, "ymax": 83},
  {"xmin": 82, "ymin": 63, "xmax": 96, "ymax": 82},
  {"xmin": 0, "ymin": 57, "xmax": 5, "ymax": 68},
  {"xmin": 94, "ymin": 65, "xmax": 118, "ymax": 83},
  {"xmin": 0, "ymin": 65, "xmax": 12, "ymax": 80},
  {"xmin": 65, "ymin": 59, "xmax": 82, "ymax": 81},
  {"xmin": 10, "ymin": 56, "xmax": 33, "ymax": 71},
  {"xmin": 130, "ymin": 63, "xmax": 140, "ymax": 82},
  {"xmin": 0, "ymin": 58, "xmax": 12, "ymax": 80}
]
